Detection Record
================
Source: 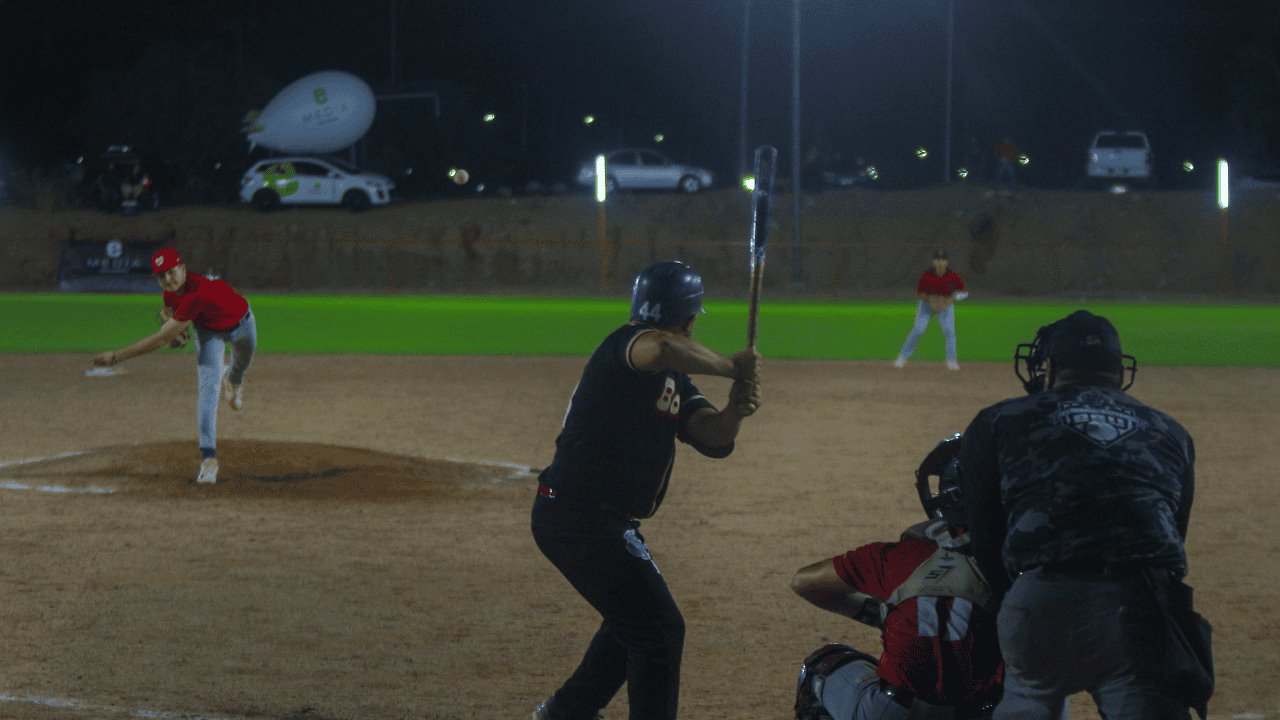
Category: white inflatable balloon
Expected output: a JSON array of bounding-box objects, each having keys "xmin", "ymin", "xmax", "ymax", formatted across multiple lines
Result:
[{"xmin": 244, "ymin": 70, "xmax": 376, "ymax": 153}]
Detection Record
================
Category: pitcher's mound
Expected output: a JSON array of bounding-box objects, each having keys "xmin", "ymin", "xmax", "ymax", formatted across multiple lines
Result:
[{"xmin": 0, "ymin": 440, "xmax": 535, "ymax": 501}]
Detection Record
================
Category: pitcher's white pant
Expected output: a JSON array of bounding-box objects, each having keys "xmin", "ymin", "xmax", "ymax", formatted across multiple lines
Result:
[
  {"xmin": 898, "ymin": 301, "xmax": 956, "ymax": 363},
  {"xmin": 193, "ymin": 309, "xmax": 257, "ymax": 455}
]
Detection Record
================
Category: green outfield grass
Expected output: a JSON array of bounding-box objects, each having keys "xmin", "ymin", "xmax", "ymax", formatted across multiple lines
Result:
[{"xmin": 0, "ymin": 294, "xmax": 1275, "ymax": 366}]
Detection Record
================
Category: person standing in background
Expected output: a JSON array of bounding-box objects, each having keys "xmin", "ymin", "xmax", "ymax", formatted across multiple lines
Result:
[{"xmin": 894, "ymin": 251, "xmax": 967, "ymax": 371}]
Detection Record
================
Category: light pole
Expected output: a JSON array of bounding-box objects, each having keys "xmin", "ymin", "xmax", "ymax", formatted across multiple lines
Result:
[
  {"xmin": 943, "ymin": 0, "xmax": 955, "ymax": 183},
  {"xmin": 388, "ymin": 0, "xmax": 398, "ymax": 88},
  {"xmin": 790, "ymin": 0, "xmax": 803, "ymax": 285},
  {"xmin": 738, "ymin": 0, "xmax": 751, "ymax": 184}
]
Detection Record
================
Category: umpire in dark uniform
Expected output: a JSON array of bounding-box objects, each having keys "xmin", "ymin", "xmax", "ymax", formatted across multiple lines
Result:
[
  {"xmin": 531, "ymin": 260, "xmax": 762, "ymax": 720},
  {"xmin": 958, "ymin": 310, "xmax": 1212, "ymax": 719}
]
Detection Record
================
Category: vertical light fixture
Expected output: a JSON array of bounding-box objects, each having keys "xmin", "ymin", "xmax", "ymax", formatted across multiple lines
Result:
[
  {"xmin": 1217, "ymin": 158, "xmax": 1230, "ymax": 292},
  {"xmin": 596, "ymin": 154, "xmax": 608, "ymax": 292},
  {"xmin": 595, "ymin": 154, "xmax": 608, "ymax": 204},
  {"xmin": 1216, "ymin": 158, "xmax": 1229, "ymax": 210}
]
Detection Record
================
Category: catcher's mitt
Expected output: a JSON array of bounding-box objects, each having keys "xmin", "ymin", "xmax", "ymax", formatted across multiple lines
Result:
[{"xmin": 159, "ymin": 308, "xmax": 190, "ymax": 349}]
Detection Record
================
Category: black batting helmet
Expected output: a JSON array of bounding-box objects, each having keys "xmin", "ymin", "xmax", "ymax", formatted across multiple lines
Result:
[
  {"xmin": 916, "ymin": 433, "xmax": 967, "ymax": 528},
  {"xmin": 629, "ymin": 260, "xmax": 706, "ymax": 329},
  {"xmin": 1014, "ymin": 310, "xmax": 1136, "ymax": 394}
]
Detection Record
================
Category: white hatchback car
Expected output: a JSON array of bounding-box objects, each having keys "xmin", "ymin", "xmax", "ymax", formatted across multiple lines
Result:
[
  {"xmin": 576, "ymin": 149, "xmax": 713, "ymax": 193},
  {"xmin": 241, "ymin": 156, "xmax": 394, "ymax": 212}
]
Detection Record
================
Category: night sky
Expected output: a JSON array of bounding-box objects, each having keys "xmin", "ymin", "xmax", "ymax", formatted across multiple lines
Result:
[{"xmin": 2, "ymin": 0, "xmax": 1277, "ymax": 190}]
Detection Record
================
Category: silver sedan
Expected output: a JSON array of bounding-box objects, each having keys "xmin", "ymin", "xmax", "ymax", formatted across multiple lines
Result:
[{"xmin": 577, "ymin": 149, "xmax": 713, "ymax": 193}]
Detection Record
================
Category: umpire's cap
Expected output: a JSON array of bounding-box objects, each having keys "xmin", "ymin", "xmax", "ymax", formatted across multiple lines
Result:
[
  {"xmin": 630, "ymin": 260, "xmax": 706, "ymax": 329},
  {"xmin": 1043, "ymin": 310, "xmax": 1124, "ymax": 375}
]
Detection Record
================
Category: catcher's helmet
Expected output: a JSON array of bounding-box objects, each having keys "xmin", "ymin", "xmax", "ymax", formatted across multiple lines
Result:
[
  {"xmin": 1014, "ymin": 310, "xmax": 1136, "ymax": 394},
  {"xmin": 916, "ymin": 433, "xmax": 967, "ymax": 528},
  {"xmin": 629, "ymin": 260, "xmax": 706, "ymax": 329}
]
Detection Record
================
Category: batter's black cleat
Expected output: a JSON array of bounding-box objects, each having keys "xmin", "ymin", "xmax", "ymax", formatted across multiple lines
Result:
[{"xmin": 530, "ymin": 697, "xmax": 603, "ymax": 720}]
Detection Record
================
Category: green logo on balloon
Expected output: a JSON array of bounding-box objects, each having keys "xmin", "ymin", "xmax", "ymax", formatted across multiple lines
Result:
[
  {"xmin": 264, "ymin": 162, "xmax": 298, "ymax": 197},
  {"xmin": 313, "ymin": 87, "xmax": 328, "ymax": 104}
]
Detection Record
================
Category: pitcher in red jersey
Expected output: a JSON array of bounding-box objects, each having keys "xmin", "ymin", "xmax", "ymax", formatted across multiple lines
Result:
[{"xmin": 93, "ymin": 247, "xmax": 256, "ymax": 484}]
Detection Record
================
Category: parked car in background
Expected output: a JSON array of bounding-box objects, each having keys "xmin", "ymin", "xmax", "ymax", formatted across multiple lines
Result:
[
  {"xmin": 1238, "ymin": 171, "xmax": 1280, "ymax": 193},
  {"xmin": 576, "ymin": 149, "xmax": 713, "ymax": 193},
  {"xmin": 1086, "ymin": 131, "xmax": 1152, "ymax": 184},
  {"xmin": 241, "ymin": 156, "xmax": 394, "ymax": 212},
  {"xmin": 92, "ymin": 145, "xmax": 159, "ymax": 214}
]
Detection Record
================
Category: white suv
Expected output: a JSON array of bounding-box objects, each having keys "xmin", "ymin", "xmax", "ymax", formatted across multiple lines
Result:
[
  {"xmin": 1086, "ymin": 131, "xmax": 1152, "ymax": 183},
  {"xmin": 241, "ymin": 156, "xmax": 394, "ymax": 212}
]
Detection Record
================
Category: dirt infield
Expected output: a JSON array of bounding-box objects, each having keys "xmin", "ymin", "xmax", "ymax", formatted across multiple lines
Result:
[{"xmin": 0, "ymin": 352, "xmax": 1276, "ymax": 719}]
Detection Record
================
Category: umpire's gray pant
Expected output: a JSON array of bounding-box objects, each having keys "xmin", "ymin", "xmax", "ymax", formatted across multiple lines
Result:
[{"xmin": 994, "ymin": 568, "xmax": 1189, "ymax": 720}]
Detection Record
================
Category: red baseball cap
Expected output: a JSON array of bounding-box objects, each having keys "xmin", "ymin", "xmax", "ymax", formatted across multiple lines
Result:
[{"xmin": 151, "ymin": 248, "xmax": 182, "ymax": 275}]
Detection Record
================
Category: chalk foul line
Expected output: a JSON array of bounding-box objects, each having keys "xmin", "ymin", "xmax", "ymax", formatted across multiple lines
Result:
[
  {"xmin": 0, "ymin": 450, "xmax": 119, "ymax": 494},
  {"xmin": 0, "ymin": 691, "xmax": 246, "ymax": 719},
  {"xmin": 0, "ymin": 449, "xmax": 91, "ymax": 469},
  {"xmin": 442, "ymin": 455, "xmax": 538, "ymax": 483}
]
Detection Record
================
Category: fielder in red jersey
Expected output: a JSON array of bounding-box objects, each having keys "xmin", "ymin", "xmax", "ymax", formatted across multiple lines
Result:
[{"xmin": 895, "ymin": 250, "xmax": 967, "ymax": 370}]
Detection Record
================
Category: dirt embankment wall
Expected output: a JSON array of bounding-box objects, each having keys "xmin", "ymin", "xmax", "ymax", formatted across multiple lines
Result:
[{"xmin": 2, "ymin": 186, "xmax": 1277, "ymax": 298}]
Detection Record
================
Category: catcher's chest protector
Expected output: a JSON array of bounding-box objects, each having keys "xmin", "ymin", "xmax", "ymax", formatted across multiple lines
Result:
[{"xmin": 881, "ymin": 521, "xmax": 996, "ymax": 626}]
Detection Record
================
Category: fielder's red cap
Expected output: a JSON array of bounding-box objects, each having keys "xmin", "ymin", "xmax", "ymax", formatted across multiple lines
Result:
[{"xmin": 151, "ymin": 248, "xmax": 182, "ymax": 275}]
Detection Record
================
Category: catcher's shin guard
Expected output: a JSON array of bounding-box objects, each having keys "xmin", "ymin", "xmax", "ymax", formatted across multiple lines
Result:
[{"xmin": 795, "ymin": 643, "xmax": 879, "ymax": 720}]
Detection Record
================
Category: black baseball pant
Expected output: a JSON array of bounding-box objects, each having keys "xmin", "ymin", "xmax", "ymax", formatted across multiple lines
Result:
[{"xmin": 532, "ymin": 494, "xmax": 685, "ymax": 720}]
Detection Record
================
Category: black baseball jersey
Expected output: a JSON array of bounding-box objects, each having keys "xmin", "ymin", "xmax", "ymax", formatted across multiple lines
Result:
[
  {"xmin": 540, "ymin": 323, "xmax": 732, "ymax": 519},
  {"xmin": 959, "ymin": 383, "xmax": 1195, "ymax": 597}
]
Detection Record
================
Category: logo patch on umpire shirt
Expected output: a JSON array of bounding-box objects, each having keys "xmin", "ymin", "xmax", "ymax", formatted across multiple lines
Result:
[{"xmin": 1052, "ymin": 393, "xmax": 1146, "ymax": 448}]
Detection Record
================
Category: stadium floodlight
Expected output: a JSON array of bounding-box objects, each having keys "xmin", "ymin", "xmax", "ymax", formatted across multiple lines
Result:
[
  {"xmin": 915, "ymin": 147, "xmax": 928, "ymax": 159},
  {"xmin": 1217, "ymin": 159, "xmax": 1229, "ymax": 209},
  {"xmin": 956, "ymin": 167, "xmax": 969, "ymax": 179},
  {"xmin": 595, "ymin": 155, "xmax": 607, "ymax": 203},
  {"xmin": 742, "ymin": 175, "xmax": 756, "ymax": 192},
  {"xmin": 1182, "ymin": 161, "xmax": 1195, "ymax": 173},
  {"xmin": 1017, "ymin": 154, "xmax": 1030, "ymax": 166},
  {"xmin": 654, "ymin": 133, "xmax": 665, "ymax": 143},
  {"xmin": 483, "ymin": 113, "xmax": 496, "ymax": 123},
  {"xmin": 583, "ymin": 115, "xmax": 596, "ymax": 125}
]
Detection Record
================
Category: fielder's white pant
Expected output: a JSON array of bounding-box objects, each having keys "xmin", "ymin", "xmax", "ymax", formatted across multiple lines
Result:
[
  {"xmin": 193, "ymin": 309, "xmax": 257, "ymax": 455},
  {"xmin": 898, "ymin": 301, "xmax": 956, "ymax": 363}
]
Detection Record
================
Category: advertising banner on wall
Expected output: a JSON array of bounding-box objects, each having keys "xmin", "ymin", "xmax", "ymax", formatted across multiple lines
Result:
[{"xmin": 59, "ymin": 238, "xmax": 164, "ymax": 292}]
